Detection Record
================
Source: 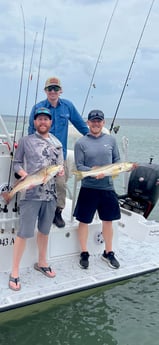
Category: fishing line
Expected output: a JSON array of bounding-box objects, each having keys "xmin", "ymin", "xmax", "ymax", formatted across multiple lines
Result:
[
  {"xmin": 22, "ymin": 31, "xmax": 38, "ymax": 136},
  {"xmin": 34, "ymin": 17, "xmax": 47, "ymax": 105},
  {"xmin": 109, "ymin": 0, "xmax": 155, "ymax": 133},
  {"xmin": 7, "ymin": 4, "xmax": 26, "ymax": 189},
  {"xmin": 81, "ymin": 0, "xmax": 119, "ymax": 117}
]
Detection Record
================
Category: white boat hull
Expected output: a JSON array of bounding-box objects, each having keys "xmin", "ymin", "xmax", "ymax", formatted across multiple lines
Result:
[
  {"xmin": 1, "ymin": 199, "xmax": 159, "ymax": 313},
  {"xmin": 1, "ymin": 124, "xmax": 159, "ymax": 315}
]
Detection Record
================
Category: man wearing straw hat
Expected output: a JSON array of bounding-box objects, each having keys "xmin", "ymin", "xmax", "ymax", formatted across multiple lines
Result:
[{"xmin": 28, "ymin": 76, "xmax": 89, "ymax": 228}]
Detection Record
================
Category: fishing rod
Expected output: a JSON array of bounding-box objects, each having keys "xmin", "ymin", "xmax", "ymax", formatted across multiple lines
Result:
[
  {"xmin": 81, "ymin": 0, "xmax": 119, "ymax": 117},
  {"xmin": 34, "ymin": 17, "xmax": 47, "ymax": 105},
  {"xmin": 22, "ymin": 31, "xmax": 38, "ymax": 136},
  {"xmin": 7, "ymin": 4, "xmax": 26, "ymax": 187},
  {"xmin": 109, "ymin": 0, "xmax": 155, "ymax": 133},
  {"xmin": 2, "ymin": 4, "xmax": 26, "ymax": 219}
]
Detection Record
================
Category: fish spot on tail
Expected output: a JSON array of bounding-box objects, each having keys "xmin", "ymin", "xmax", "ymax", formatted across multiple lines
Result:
[{"xmin": 1, "ymin": 192, "xmax": 11, "ymax": 204}]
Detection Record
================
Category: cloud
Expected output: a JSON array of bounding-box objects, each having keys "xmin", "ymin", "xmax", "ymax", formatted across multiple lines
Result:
[{"xmin": 0, "ymin": 0, "xmax": 159, "ymax": 118}]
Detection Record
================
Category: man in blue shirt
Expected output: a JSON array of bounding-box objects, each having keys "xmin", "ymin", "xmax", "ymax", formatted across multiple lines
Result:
[{"xmin": 28, "ymin": 77, "xmax": 89, "ymax": 228}]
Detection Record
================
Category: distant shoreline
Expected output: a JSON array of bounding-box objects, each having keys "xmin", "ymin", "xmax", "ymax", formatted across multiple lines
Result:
[
  {"xmin": 1, "ymin": 115, "xmax": 159, "ymax": 130},
  {"xmin": 1, "ymin": 114, "xmax": 159, "ymax": 121}
]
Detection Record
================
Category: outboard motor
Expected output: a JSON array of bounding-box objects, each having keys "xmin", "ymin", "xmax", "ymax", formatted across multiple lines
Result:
[{"xmin": 118, "ymin": 163, "xmax": 159, "ymax": 218}]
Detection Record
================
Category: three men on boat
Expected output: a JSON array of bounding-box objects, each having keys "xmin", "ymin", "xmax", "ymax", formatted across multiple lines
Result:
[{"xmin": 8, "ymin": 75, "xmax": 120, "ymax": 290}]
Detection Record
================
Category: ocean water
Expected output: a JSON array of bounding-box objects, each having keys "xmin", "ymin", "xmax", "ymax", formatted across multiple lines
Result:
[{"xmin": 0, "ymin": 116, "xmax": 159, "ymax": 344}]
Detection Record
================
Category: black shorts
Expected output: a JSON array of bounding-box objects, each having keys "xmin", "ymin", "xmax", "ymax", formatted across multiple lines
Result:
[{"xmin": 73, "ymin": 187, "xmax": 121, "ymax": 224}]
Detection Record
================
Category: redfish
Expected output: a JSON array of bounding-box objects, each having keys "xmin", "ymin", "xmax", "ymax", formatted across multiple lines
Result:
[{"xmin": 2, "ymin": 164, "xmax": 63, "ymax": 203}]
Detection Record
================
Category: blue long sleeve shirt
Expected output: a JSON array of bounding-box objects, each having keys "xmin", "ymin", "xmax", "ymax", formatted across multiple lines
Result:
[{"xmin": 28, "ymin": 98, "xmax": 89, "ymax": 160}]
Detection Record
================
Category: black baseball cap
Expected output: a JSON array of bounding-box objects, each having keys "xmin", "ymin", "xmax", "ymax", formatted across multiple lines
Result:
[
  {"xmin": 34, "ymin": 107, "xmax": 52, "ymax": 120},
  {"xmin": 88, "ymin": 110, "xmax": 104, "ymax": 121}
]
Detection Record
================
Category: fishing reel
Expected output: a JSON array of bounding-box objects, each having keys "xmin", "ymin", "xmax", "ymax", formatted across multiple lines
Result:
[{"xmin": 0, "ymin": 182, "xmax": 12, "ymax": 195}]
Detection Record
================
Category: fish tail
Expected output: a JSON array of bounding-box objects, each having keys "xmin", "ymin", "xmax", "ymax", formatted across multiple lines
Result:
[
  {"xmin": 1, "ymin": 192, "xmax": 12, "ymax": 204},
  {"xmin": 72, "ymin": 170, "xmax": 83, "ymax": 181}
]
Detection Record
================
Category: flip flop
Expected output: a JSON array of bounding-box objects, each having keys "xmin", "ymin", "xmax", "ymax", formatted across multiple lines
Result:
[
  {"xmin": 9, "ymin": 275, "xmax": 21, "ymax": 291},
  {"xmin": 34, "ymin": 263, "xmax": 56, "ymax": 278}
]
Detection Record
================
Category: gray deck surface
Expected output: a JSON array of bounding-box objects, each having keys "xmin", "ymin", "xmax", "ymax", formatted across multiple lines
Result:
[{"xmin": 1, "ymin": 229, "xmax": 159, "ymax": 313}]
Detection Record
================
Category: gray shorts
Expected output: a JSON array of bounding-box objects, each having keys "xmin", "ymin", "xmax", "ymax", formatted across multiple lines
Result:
[{"xmin": 17, "ymin": 199, "xmax": 56, "ymax": 238}]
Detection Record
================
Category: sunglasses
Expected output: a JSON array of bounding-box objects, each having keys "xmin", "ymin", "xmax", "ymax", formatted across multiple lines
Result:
[
  {"xmin": 88, "ymin": 110, "xmax": 104, "ymax": 117},
  {"xmin": 45, "ymin": 85, "xmax": 61, "ymax": 92},
  {"xmin": 88, "ymin": 110, "xmax": 104, "ymax": 121}
]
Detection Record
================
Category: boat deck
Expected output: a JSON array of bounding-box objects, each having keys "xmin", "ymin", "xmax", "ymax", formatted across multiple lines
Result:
[{"xmin": 1, "ymin": 229, "xmax": 159, "ymax": 313}]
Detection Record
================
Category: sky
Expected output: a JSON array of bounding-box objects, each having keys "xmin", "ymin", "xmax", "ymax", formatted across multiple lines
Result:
[{"xmin": 0, "ymin": 0, "xmax": 159, "ymax": 119}]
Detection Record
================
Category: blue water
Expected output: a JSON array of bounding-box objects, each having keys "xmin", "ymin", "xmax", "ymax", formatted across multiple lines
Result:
[{"xmin": 0, "ymin": 117, "xmax": 159, "ymax": 344}]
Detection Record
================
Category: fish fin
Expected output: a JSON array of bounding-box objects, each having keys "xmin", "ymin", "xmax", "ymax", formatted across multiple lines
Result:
[
  {"xmin": 132, "ymin": 163, "xmax": 138, "ymax": 170},
  {"xmin": 42, "ymin": 177, "xmax": 48, "ymax": 185},
  {"xmin": 21, "ymin": 187, "xmax": 28, "ymax": 192},
  {"xmin": 41, "ymin": 169, "xmax": 50, "ymax": 185},
  {"xmin": 112, "ymin": 173, "xmax": 119, "ymax": 179},
  {"xmin": 12, "ymin": 176, "xmax": 27, "ymax": 188}
]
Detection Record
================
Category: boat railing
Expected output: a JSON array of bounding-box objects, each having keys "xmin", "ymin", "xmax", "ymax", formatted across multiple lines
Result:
[
  {"xmin": 65, "ymin": 149, "xmax": 78, "ymax": 221},
  {"xmin": 0, "ymin": 115, "xmax": 13, "ymax": 149},
  {"xmin": 0, "ymin": 115, "xmax": 22, "ymax": 151}
]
